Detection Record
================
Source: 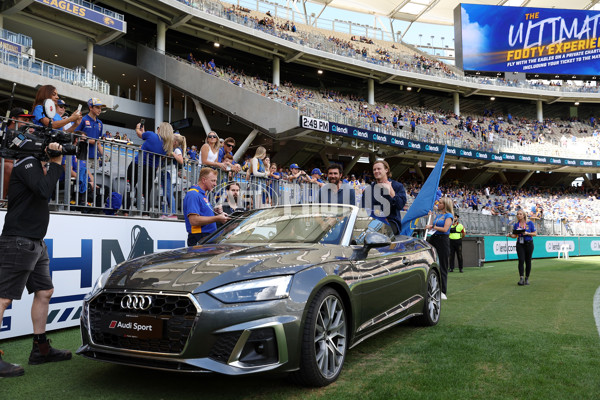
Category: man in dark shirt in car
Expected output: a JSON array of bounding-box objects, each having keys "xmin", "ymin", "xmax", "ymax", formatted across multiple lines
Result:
[{"xmin": 0, "ymin": 142, "xmax": 72, "ymax": 378}]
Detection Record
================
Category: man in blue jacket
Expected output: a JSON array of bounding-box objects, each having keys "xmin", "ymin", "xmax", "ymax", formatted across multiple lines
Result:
[{"xmin": 361, "ymin": 159, "xmax": 407, "ymax": 235}]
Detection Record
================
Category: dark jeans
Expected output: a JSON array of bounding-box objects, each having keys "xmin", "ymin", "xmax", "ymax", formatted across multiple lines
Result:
[
  {"xmin": 516, "ymin": 240, "xmax": 534, "ymax": 277},
  {"xmin": 428, "ymin": 234, "xmax": 450, "ymax": 294},
  {"xmin": 449, "ymin": 239, "xmax": 463, "ymax": 271},
  {"xmin": 124, "ymin": 162, "xmax": 157, "ymax": 211}
]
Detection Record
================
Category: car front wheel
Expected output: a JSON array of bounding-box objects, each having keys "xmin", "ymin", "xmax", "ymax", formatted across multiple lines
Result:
[
  {"xmin": 291, "ymin": 287, "xmax": 347, "ymax": 387},
  {"xmin": 415, "ymin": 269, "xmax": 441, "ymax": 326}
]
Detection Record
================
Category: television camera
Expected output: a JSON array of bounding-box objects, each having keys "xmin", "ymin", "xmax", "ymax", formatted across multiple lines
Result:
[{"xmin": 1, "ymin": 98, "xmax": 82, "ymax": 160}]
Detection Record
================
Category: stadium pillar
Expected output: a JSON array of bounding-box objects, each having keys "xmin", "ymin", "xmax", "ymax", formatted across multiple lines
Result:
[
  {"xmin": 318, "ymin": 148, "xmax": 330, "ymax": 166},
  {"xmin": 343, "ymin": 153, "xmax": 365, "ymax": 176},
  {"xmin": 497, "ymin": 171, "xmax": 508, "ymax": 184},
  {"xmin": 86, "ymin": 39, "xmax": 94, "ymax": 72},
  {"xmin": 368, "ymin": 78, "xmax": 375, "ymax": 105},
  {"xmin": 272, "ymin": 57, "xmax": 280, "ymax": 87},
  {"xmin": 155, "ymin": 21, "xmax": 167, "ymax": 126},
  {"xmin": 0, "ymin": 15, "xmax": 3, "ymax": 30},
  {"xmin": 192, "ymin": 98, "xmax": 212, "ymax": 134},
  {"xmin": 234, "ymin": 129, "xmax": 259, "ymax": 162},
  {"xmin": 517, "ymin": 171, "xmax": 535, "ymax": 189},
  {"xmin": 453, "ymin": 92, "xmax": 460, "ymax": 116},
  {"xmin": 536, "ymin": 100, "xmax": 543, "ymax": 122}
]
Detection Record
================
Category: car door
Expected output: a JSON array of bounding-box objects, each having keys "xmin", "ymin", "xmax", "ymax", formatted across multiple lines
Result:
[{"xmin": 350, "ymin": 214, "xmax": 422, "ymax": 334}]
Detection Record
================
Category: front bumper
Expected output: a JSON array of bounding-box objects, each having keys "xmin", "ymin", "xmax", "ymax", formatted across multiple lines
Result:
[{"xmin": 77, "ymin": 290, "xmax": 304, "ymax": 375}]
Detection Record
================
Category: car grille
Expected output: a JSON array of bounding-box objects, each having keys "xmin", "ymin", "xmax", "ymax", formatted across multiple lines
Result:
[
  {"xmin": 209, "ymin": 332, "xmax": 242, "ymax": 363},
  {"xmin": 88, "ymin": 291, "xmax": 198, "ymax": 354}
]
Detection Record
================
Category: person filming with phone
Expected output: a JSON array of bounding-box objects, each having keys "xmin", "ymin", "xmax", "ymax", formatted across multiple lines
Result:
[
  {"xmin": 0, "ymin": 142, "xmax": 73, "ymax": 378},
  {"xmin": 507, "ymin": 209, "xmax": 537, "ymax": 286}
]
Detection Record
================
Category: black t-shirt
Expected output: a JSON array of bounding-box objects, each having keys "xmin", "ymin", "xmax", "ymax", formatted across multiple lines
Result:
[{"xmin": 2, "ymin": 156, "xmax": 62, "ymax": 240}]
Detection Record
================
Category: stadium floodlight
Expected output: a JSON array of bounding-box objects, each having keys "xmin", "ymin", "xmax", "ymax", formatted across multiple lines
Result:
[
  {"xmin": 214, "ymin": 42, "xmax": 220, "ymax": 48},
  {"xmin": 574, "ymin": 102, "xmax": 580, "ymax": 106},
  {"xmin": 317, "ymin": 70, "xmax": 323, "ymax": 75},
  {"xmin": 407, "ymin": 87, "xmax": 412, "ymax": 91},
  {"xmin": 490, "ymin": 97, "xmax": 495, "ymax": 101}
]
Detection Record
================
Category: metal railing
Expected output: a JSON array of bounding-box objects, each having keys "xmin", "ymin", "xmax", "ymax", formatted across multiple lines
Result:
[
  {"xmin": 69, "ymin": 0, "xmax": 125, "ymax": 20},
  {"xmin": 1, "ymin": 28, "xmax": 33, "ymax": 48},
  {"xmin": 1, "ymin": 135, "xmax": 598, "ymax": 236},
  {"xmin": 0, "ymin": 47, "xmax": 110, "ymax": 94}
]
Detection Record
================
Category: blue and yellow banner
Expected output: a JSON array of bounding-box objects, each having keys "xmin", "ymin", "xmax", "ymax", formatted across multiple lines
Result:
[
  {"xmin": 35, "ymin": 0, "xmax": 125, "ymax": 32},
  {"xmin": 0, "ymin": 38, "xmax": 22, "ymax": 54},
  {"xmin": 455, "ymin": 4, "xmax": 600, "ymax": 74}
]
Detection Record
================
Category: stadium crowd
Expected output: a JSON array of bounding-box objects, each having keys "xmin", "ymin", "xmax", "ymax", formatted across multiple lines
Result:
[
  {"xmin": 173, "ymin": 0, "xmax": 600, "ymax": 95},
  {"xmin": 176, "ymin": 52, "xmax": 600, "ymax": 158}
]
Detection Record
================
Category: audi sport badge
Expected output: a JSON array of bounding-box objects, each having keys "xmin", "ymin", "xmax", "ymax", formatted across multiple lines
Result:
[{"xmin": 109, "ymin": 321, "xmax": 117, "ymax": 328}]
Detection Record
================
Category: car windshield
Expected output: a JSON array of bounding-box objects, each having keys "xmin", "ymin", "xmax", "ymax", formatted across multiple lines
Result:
[{"xmin": 206, "ymin": 205, "xmax": 354, "ymax": 244}]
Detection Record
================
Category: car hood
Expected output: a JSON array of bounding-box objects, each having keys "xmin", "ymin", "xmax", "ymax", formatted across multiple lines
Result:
[{"xmin": 104, "ymin": 243, "xmax": 350, "ymax": 293}]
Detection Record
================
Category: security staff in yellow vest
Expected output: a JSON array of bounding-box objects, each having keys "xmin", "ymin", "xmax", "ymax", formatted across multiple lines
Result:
[{"xmin": 449, "ymin": 214, "xmax": 466, "ymax": 272}]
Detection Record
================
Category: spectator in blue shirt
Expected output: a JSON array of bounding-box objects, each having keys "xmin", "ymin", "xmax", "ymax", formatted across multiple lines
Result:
[
  {"xmin": 187, "ymin": 146, "xmax": 198, "ymax": 161},
  {"xmin": 217, "ymin": 137, "xmax": 241, "ymax": 173},
  {"xmin": 124, "ymin": 122, "xmax": 174, "ymax": 212},
  {"xmin": 74, "ymin": 98, "xmax": 105, "ymax": 165},
  {"xmin": 31, "ymin": 85, "xmax": 80, "ymax": 131},
  {"xmin": 309, "ymin": 168, "xmax": 325, "ymax": 187},
  {"xmin": 183, "ymin": 167, "xmax": 230, "ymax": 246}
]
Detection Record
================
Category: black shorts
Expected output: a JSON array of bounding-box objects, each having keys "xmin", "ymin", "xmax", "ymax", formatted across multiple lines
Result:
[{"xmin": 0, "ymin": 236, "xmax": 54, "ymax": 300}]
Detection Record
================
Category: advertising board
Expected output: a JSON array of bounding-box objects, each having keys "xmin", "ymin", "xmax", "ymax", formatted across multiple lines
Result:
[
  {"xmin": 0, "ymin": 212, "xmax": 185, "ymax": 339},
  {"xmin": 455, "ymin": 4, "xmax": 600, "ymax": 74}
]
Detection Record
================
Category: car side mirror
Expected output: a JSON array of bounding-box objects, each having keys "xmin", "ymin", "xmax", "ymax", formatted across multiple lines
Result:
[
  {"xmin": 364, "ymin": 232, "xmax": 391, "ymax": 249},
  {"xmin": 351, "ymin": 232, "xmax": 391, "ymax": 261}
]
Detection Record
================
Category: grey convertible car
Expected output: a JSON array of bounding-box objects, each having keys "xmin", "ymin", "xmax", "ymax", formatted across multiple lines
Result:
[{"xmin": 78, "ymin": 204, "xmax": 441, "ymax": 386}]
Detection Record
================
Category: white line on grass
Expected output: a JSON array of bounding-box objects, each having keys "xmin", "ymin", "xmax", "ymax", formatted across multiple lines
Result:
[{"xmin": 594, "ymin": 286, "xmax": 600, "ymax": 340}]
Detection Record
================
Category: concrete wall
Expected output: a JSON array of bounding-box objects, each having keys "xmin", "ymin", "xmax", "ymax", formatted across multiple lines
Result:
[{"xmin": 137, "ymin": 46, "xmax": 300, "ymax": 134}]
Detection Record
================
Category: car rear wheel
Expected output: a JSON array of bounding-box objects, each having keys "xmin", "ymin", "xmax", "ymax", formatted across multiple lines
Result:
[
  {"xmin": 415, "ymin": 269, "xmax": 441, "ymax": 326},
  {"xmin": 291, "ymin": 287, "xmax": 347, "ymax": 387}
]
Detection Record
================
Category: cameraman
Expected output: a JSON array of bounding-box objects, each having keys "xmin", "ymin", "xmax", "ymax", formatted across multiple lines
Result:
[
  {"xmin": 2, "ymin": 108, "xmax": 35, "ymax": 200},
  {"xmin": 0, "ymin": 142, "xmax": 72, "ymax": 378}
]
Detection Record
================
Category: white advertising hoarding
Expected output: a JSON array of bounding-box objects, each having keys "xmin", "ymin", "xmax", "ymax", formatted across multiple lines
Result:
[{"xmin": 0, "ymin": 212, "xmax": 186, "ymax": 339}]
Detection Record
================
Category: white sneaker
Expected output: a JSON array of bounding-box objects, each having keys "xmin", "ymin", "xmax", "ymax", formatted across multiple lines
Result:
[{"xmin": 441, "ymin": 293, "xmax": 447, "ymax": 300}]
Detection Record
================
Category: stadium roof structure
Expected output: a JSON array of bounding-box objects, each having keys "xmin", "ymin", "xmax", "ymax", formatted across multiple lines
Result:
[{"xmin": 303, "ymin": 0, "xmax": 600, "ymax": 26}]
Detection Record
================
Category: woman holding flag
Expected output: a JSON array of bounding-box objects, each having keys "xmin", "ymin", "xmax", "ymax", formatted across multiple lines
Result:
[{"xmin": 425, "ymin": 197, "xmax": 454, "ymax": 300}]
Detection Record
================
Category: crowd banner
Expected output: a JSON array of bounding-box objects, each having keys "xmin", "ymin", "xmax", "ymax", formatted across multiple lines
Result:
[
  {"xmin": 482, "ymin": 235, "xmax": 599, "ymax": 261},
  {"xmin": 0, "ymin": 212, "xmax": 185, "ymax": 340}
]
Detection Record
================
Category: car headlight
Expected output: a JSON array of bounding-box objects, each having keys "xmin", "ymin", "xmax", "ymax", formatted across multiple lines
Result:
[
  {"xmin": 85, "ymin": 268, "xmax": 113, "ymax": 299},
  {"xmin": 209, "ymin": 275, "xmax": 293, "ymax": 303}
]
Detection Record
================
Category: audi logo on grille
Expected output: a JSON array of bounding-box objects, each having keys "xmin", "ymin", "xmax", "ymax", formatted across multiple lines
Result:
[{"xmin": 120, "ymin": 294, "xmax": 153, "ymax": 310}]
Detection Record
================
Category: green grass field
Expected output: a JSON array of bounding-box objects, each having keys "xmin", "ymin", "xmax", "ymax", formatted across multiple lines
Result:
[{"xmin": 2, "ymin": 257, "xmax": 599, "ymax": 399}]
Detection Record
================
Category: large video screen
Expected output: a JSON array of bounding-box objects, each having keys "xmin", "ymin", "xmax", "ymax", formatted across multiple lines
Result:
[{"xmin": 454, "ymin": 4, "xmax": 600, "ymax": 75}]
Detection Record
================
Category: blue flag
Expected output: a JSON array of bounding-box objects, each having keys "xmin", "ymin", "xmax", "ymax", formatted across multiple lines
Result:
[{"xmin": 400, "ymin": 145, "xmax": 447, "ymax": 236}]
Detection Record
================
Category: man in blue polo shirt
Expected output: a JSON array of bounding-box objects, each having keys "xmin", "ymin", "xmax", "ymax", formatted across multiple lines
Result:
[
  {"xmin": 75, "ymin": 98, "xmax": 105, "ymax": 164},
  {"xmin": 74, "ymin": 98, "xmax": 106, "ymax": 207},
  {"xmin": 183, "ymin": 167, "xmax": 230, "ymax": 246}
]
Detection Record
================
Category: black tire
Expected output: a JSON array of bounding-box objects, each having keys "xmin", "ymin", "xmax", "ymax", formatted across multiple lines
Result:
[
  {"xmin": 290, "ymin": 287, "xmax": 347, "ymax": 387},
  {"xmin": 414, "ymin": 269, "xmax": 441, "ymax": 326}
]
